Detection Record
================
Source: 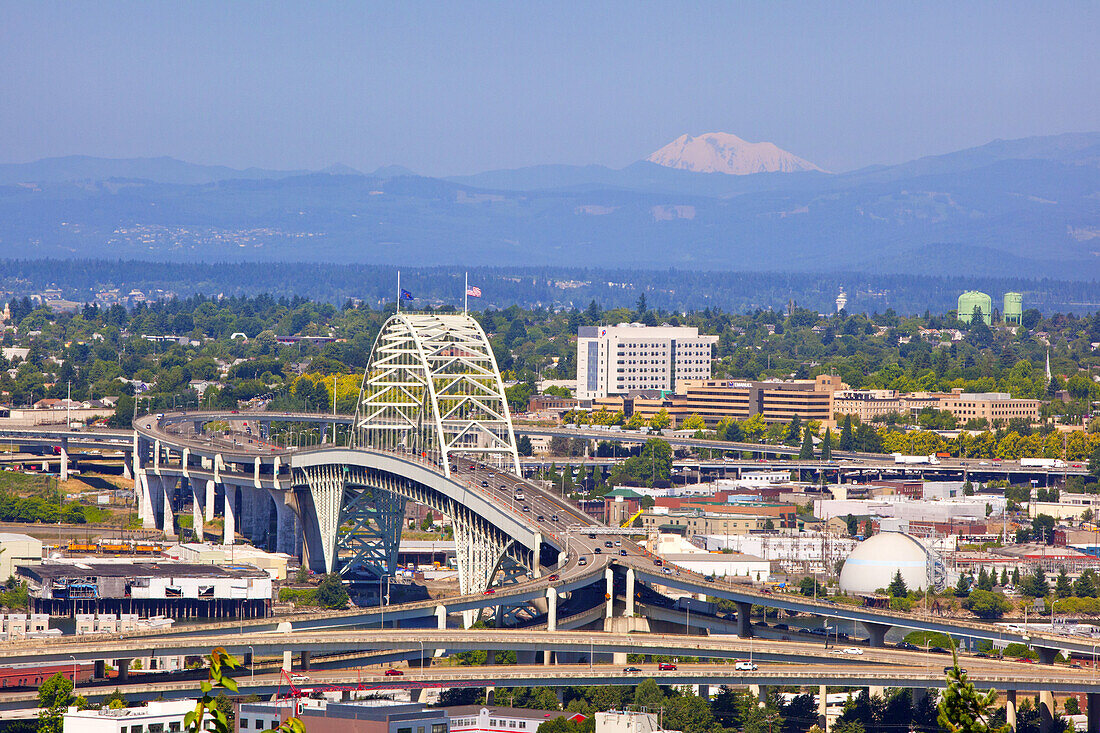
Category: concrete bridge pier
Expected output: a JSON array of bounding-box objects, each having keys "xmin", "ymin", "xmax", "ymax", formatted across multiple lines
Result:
[
  {"xmin": 749, "ymin": 685, "xmax": 767, "ymax": 705},
  {"xmin": 122, "ymin": 451, "xmax": 133, "ymax": 480},
  {"xmin": 272, "ymin": 493, "xmax": 298, "ymax": 555},
  {"xmin": 205, "ymin": 480, "xmax": 215, "ymax": 522},
  {"xmin": 59, "ymin": 437, "xmax": 68, "ymax": 482},
  {"xmin": 223, "ymin": 484, "xmax": 237, "ymax": 544},
  {"xmin": 736, "ymin": 602, "xmax": 753, "ymax": 638},
  {"xmin": 818, "ymin": 685, "xmax": 828, "ymax": 732},
  {"xmin": 1086, "ymin": 693, "xmax": 1100, "ymax": 733},
  {"xmin": 300, "ymin": 651, "xmax": 311, "ymax": 672},
  {"xmin": 190, "ymin": 479, "xmax": 205, "ymax": 541},
  {"xmin": 547, "ymin": 587, "xmax": 558, "ymax": 632},
  {"xmin": 1036, "ymin": 646, "xmax": 1059, "ymax": 665},
  {"xmin": 117, "ymin": 659, "xmax": 131, "ymax": 682},
  {"xmin": 605, "ymin": 567, "xmax": 614, "ymax": 618},
  {"xmin": 625, "ymin": 567, "xmax": 635, "ymax": 617},
  {"xmin": 1040, "ymin": 691, "xmax": 1055, "ymax": 733},
  {"xmin": 1005, "ymin": 690, "xmax": 1016, "ymax": 731},
  {"xmin": 865, "ymin": 622, "xmax": 890, "ymax": 648}
]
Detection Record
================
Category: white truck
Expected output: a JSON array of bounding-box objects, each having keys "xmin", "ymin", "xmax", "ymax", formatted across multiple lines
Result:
[
  {"xmin": 1020, "ymin": 458, "xmax": 1066, "ymax": 468},
  {"xmin": 892, "ymin": 454, "xmax": 940, "ymax": 465}
]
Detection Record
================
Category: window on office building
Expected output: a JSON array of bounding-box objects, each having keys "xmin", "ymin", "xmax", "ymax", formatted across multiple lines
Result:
[{"xmin": 433, "ymin": 725, "xmax": 448, "ymax": 733}]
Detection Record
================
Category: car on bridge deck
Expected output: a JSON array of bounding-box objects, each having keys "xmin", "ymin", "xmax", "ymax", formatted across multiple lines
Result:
[
  {"xmin": 384, "ymin": 669, "xmax": 404, "ymax": 676},
  {"xmin": 658, "ymin": 662, "xmax": 677, "ymax": 670},
  {"xmin": 483, "ymin": 589, "xmax": 496, "ymax": 595},
  {"xmin": 578, "ymin": 557, "xmax": 588, "ymax": 565},
  {"xmin": 623, "ymin": 667, "xmax": 642, "ymax": 673},
  {"xmin": 734, "ymin": 660, "xmax": 757, "ymax": 671}
]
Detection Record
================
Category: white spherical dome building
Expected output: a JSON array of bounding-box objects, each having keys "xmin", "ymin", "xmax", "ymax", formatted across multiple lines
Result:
[{"xmin": 839, "ymin": 531, "xmax": 933, "ymax": 594}]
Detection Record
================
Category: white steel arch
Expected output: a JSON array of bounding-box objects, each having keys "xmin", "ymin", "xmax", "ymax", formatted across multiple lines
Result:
[{"xmin": 354, "ymin": 313, "xmax": 521, "ymax": 477}]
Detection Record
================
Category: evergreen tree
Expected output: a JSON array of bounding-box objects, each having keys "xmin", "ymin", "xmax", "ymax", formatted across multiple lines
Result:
[
  {"xmin": 1033, "ymin": 566, "xmax": 1050, "ymax": 597},
  {"xmin": 937, "ymin": 648, "xmax": 1010, "ymax": 733},
  {"xmin": 954, "ymin": 574, "xmax": 973, "ymax": 598},
  {"xmin": 1012, "ymin": 568, "xmax": 1020, "ymax": 586},
  {"xmin": 785, "ymin": 415, "xmax": 802, "ymax": 446},
  {"xmin": 846, "ymin": 513, "xmax": 859, "ymax": 537},
  {"xmin": 316, "ymin": 573, "xmax": 349, "ymax": 609},
  {"xmin": 977, "ymin": 567, "xmax": 993, "ymax": 592},
  {"xmin": 888, "ymin": 570, "xmax": 909, "ymax": 598},
  {"xmin": 1056, "ymin": 568, "xmax": 1072, "ymax": 598},
  {"xmin": 999, "ymin": 569, "xmax": 1009, "ymax": 587},
  {"xmin": 821, "ymin": 428, "xmax": 833, "ymax": 461},
  {"xmin": 839, "ymin": 415, "xmax": 854, "ymax": 451},
  {"xmin": 799, "ymin": 428, "xmax": 815, "ymax": 459}
]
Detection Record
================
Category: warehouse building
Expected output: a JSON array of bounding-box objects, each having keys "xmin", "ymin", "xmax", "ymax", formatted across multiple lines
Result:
[{"xmin": 18, "ymin": 560, "xmax": 272, "ymax": 618}]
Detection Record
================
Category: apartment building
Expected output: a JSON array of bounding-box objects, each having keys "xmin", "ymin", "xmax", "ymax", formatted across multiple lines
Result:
[
  {"xmin": 668, "ymin": 374, "xmax": 848, "ymax": 427},
  {"xmin": 576, "ymin": 323, "xmax": 718, "ymax": 400},
  {"xmin": 832, "ymin": 389, "xmax": 1040, "ymax": 425}
]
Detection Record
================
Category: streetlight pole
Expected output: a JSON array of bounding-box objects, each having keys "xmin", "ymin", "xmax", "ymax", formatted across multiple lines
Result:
[
  {"xmin": 69, "ymin": 656, "xmax": 77, "ymax": 693},
  {"xmin": 249, "ymin": 645, "xmax": 254, "ymax": 684}
]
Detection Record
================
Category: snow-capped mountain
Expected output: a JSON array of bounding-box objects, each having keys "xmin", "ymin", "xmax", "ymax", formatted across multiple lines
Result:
[{"xmin": 646, "ymin": 132, "xmax": 824, "ymax": 175}]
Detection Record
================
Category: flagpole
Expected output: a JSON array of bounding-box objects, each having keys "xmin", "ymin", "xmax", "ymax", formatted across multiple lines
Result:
[
  {"xmin": 397, "ymin": 270, "xmax": 401, "ymax": 313},
  {"xmin": 464, "ymin": 272, "xmax": 468, "ymax": 316}
]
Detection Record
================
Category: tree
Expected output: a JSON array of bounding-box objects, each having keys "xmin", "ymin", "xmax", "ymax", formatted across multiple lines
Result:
[
  {"xmin": 937, "ymin": 646, "xmax": 1010, "ymax": 733},
  {"xmin": 799, "ymin": 428, "xmax": 815, "ymax": 459},
  {"xmin": 954, "ymin": 574, "xmax": 973, "ymax": 598},
  {"xmin": 846, "ymin": 513, "xmax": 859, "ymax": 537},
  {"xmin": 821, "ymin": 428, "xmax": 833, "ymax": 461},
  {"xmin": 1056, "ymin": 568, "xmax": 1072, "ymax": 598},
  {"xmin": 315, "ymin": 573, "xmax": 349, "ymax": 609},
  {"xmin": 999, "ymin": 569, "xmax": 1009, "ymax": 587},
  {"xmin": 839, "ymin": 415, "xmax": 854, "ymax": 451},
  {"xmin": 516, "ymin": 435, "xmax": 534, "ymax": 456},
  {"xmin": 681, "ymin": 413, "xmax": 706, "ymax": 431},
  {"xmin": 785, "ymin": 415, "xmax": 802, "ymax": 446},
  {"xmin": 977, "ymin": 567, "xmax": 993, "ymax": 592},
  {"xmin": 38, "ymin": 673, "xmax": 83, "ymax": 733},
  {"xmin": 1032, "ymin": 513, "xmax": 1056, "ymax": 544},
  {"xmin": 633, "ymin": 678, "xmax": 664, "ymax": 710},
  {"xmin": 888, "ymin": 570, "xmax": 909, "ymax": 598},
  {"xmin": 963, "ymin": 590, "xmax": 1012, "ymax": 619},
  {"xmin": 648, "ymin": 408, "xmax": 671, "ymax": 430}
]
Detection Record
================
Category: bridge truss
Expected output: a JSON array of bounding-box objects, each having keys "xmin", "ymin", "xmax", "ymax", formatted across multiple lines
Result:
[{"xmin": 353, "ymin": 313, "xmax": 521, "ymax": 477}]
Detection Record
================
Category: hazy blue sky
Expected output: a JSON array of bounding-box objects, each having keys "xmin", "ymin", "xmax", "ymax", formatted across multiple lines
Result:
[{"xmin": 1, "ymin": 1, "xmax": 1097, "ymax": 175}]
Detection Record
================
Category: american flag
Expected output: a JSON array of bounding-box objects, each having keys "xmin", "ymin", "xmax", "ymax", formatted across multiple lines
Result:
[{"xmin": 466, "ymin": 285, "xmax": 482, "ymax": 298}]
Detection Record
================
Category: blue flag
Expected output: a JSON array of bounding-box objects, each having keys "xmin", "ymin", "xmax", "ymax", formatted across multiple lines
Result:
[{"xmin": 400, "ymin": 289, "xmax": 414, "ymax": 300}]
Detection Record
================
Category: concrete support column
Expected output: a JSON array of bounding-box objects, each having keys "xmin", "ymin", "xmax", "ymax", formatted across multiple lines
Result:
[
  {"xmin": 300, "ymin": 651, "xmax": 311, "ymax": 672},
  {"xmin": 1086, "ymin": 692, "xmax": 1100, "ymax": 733},
  {"xmin": 161, "ymin": 476, "xmax": 176, "ymax": 538},
  {"xmin": 117, "ymin": 659, "xmax": 130, "ymax": 682},
  {"xmin": 1037, "ymin": 647, "xmax": 1059, "ymax": 665},
  {"xmin": 273, "ymin": 493, "xmax": 298, "ymax": 555},
  {"xmin": 532, "ymin": 533, "xmax": 542, "ymax": 578},
  {"xmin": 865, "ymin": 622, "xmax": 890, "ymax": 648},
  {"xmin": 558, "ymin": 551, "xmax": 568, "ymax": 570},
  {"xmin": 818, "ymin": 685, "xmax": 829, "ymax": 732},
  {"xmin": 191, "ymin": 479, "xmax": 204, "ymax": 541},
  {"xmin": 205, "ymin": 480, "xmax": 215, "ymax": 522},
  {"xmin": 605, "ymin": 567, "xmax": 614, "ymax": 618},
  {"xmin": 625, "ymin": 567, "xmax": 635, "ymax": 617},
  {"xmin": 122, "ymin": 451, "xmax": 133, "ymax": 480},
  {"xmin": 736, "ymin": 601, "xmax": 753, "ymax": 638},
  {"xmin": 697, "ymin": 685, "xmax": 710, "ymax": 699},
  {"xmin": 868, "ymin": 686, "xmax": 885, "ymax": 699},
  {"xmin": 282, "ymin": 651, "xmax": 292, "ymax": 672},
  {"xmin": 1006, "ymin": 690, "xmax": 1017, "ymax": 732},
  {"xmin": 547, "ymin": 587, "xmax": 558, "ymax": 632},
  {"xmin": 223, "ymin": 484, "xmax": 237, "ymax": 545},
  {"xmin": 1039, "ymin": 691, "xmax": 1055, "ymax": 733},
  {"xmin": 485, "ymin": 688, "xmax": 495, "ymax": 705},
  {"xmin": 59, "ymin": 438, "xmax": 69, "ymax": 482},
  {"xmin": 749, "ymin": 685, "xmax": 767, "ymax": 704},
  {"xmin": 436, "ymin": 605, "xmax": 447, "ymax": 630}
]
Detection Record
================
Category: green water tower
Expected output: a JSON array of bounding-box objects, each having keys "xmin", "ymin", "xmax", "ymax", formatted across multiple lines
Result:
[
  {"xmin": 958, "ymin": 291, "xmax": 992, "ymax": 325},
  {"xmin": 1004, "ymin": 292, "xmax": 1023, "ymax": 325}
]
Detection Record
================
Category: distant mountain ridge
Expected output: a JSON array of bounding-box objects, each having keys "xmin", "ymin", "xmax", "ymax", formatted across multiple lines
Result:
[
  {"xmin": 645, "ymin": 132, "xmax": 824, "ymax": 174},
  {"xmin": 0, "ymin": 132, "xmax": 1097, "ymax": 280}
]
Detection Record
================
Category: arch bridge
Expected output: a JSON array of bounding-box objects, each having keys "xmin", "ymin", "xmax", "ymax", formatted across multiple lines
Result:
[{"xmin": 131, "ymin": 313, "xmax": 573, "ymax": 598}]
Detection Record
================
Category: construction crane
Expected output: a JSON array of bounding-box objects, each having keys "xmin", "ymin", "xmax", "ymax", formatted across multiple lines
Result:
[{"xmin": 622, "ymin": 507, "xmax": 644, "ymax": 528}]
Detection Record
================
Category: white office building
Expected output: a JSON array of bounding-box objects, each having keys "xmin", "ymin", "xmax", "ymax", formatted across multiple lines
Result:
[
  {"xmin": 576, "ymin": 323, "xmax": 717, "ymax": 400},
  {"xmin": 63, "ymin": 700, "xmax": 204, "ymax": 733}
]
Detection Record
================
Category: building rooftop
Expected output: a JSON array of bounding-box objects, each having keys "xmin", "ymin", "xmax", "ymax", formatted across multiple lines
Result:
[
  {"xmin": 19, "ymin": 560, "xmax": 269, "ymax": 582},
  {"xmin": 443, "ymin": 706, "xmax": 566, "ymax": 720}
]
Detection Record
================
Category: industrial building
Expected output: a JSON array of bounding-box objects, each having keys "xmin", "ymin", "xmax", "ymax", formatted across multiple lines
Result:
[
  {"xmin": 238, "ymin": 699, "xmax": 449, "ymax": 733},
  {"xmin": 1004, "ymin": 292, "xmax": 1024, "ymax": 325},
  {"xmin": 64, "ymin": 700, "xmax": 203, "ymax": 733},
  {"xmin": 448, "ymin": 706, "xmax": 575, "ymax": 733},
  {"xmin": 18, "ymin": 560, "xmax": 272, "ymax": 618},
  {"xmin": 0, "ymin": 533, "xmax": 42, "ymax": 579},
  {"xmin": 576, "ymin": 323, "xmax": 718, "ymax": 400}
]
